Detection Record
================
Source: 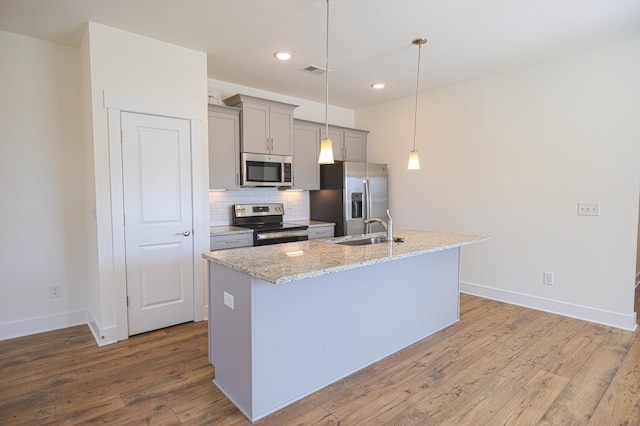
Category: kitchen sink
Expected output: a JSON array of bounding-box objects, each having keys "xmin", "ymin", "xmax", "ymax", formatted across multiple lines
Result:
[{"xmin": 332, "ymin": 236, "xmax": 388, "ymax": 246}]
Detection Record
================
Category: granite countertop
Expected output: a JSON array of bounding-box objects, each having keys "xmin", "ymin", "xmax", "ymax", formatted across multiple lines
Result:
[
  {"xmin": 209, "ymin": 225, "xmax": 254, "ymax": 236},
  {"xmin": 202, "ymin": 230, "xmax": 489, "ymax": 285},
  {"xmin": 291, "ymin": 220, "xmax": 335, "ymax": 228},
  {"xmin": 210, "ymin": 221, "xmax": 334, "ymax": 236}
]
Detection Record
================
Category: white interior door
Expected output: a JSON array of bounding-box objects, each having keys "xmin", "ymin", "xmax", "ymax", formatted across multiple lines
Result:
[{"xmin": 121, "ymin": 112, "xmax": 194, "ymax": 336}]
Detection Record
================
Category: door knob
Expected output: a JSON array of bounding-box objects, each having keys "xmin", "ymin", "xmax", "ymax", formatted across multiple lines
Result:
[{"xmin": 175, "ymin": 230, "xmax": 191, "ymax": 236}]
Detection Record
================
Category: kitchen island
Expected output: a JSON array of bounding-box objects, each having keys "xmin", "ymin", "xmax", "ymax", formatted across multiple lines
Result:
[{"xmin": 202, "ymin": 230, "xmax": 488, "ymax": 421}]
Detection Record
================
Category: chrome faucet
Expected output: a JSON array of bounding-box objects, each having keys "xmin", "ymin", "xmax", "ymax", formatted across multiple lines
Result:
[{"xmin": 364, "ymin": 209, "xmax": 393, "ymax": 241}]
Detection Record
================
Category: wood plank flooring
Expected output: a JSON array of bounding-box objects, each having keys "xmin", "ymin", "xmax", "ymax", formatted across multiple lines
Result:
[{"xmin": 1, "ymin": 290, "xmax": 639, "ymax": 425}]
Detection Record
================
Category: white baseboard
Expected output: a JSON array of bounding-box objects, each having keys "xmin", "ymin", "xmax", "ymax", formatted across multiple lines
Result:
[
  {"xmin": 0, "ymin": 310, "xmax": 89, "ymax": 341},
  {"xmin": 461, "ymin": 281, "xmax": 637, "ymax": 332},
  {"xmin": 87, "ymin": 310, "xmax": 119, "ymax": 347}
]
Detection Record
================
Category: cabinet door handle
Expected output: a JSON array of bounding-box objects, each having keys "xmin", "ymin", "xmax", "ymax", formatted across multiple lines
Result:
[{"xmin": 225, "ymin": 240, "xmax": 240, "ymax": 244}]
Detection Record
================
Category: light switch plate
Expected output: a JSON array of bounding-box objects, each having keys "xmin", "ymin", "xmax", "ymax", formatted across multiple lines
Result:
[{"xmin": 223, "ymin": 291, "xmax": 234, "ymax": 309}]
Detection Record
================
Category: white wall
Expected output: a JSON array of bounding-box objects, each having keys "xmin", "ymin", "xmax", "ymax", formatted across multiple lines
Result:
[
  {"xmin": 0, "ymin": 30, "xmax": 87, "ymax": 338},
  {"xmin": 84, "ymin": 22, "xmax": 209, "ymax": 342},
  {"xmin": 637, "ymin": 201, "xmax": 640, "ymax": 281},
  {"xmin": 80, "ymin": 22, "xmax": 100, "ymax": 338},
  {"xmin": 358, "ymin": 40, "xmax": 640, "ymax": 329}
]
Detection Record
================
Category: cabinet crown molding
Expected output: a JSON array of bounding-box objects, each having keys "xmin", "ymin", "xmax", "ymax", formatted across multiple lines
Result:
[{"xmin": 223, "ymin": 93, "xmax": 298, "ymax": 110}]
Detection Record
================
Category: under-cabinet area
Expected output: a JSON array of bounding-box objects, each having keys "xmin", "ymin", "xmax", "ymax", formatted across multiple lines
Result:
[{"xmin": 207, "ymin": 94, "xmax": 369, "ymax": 191}]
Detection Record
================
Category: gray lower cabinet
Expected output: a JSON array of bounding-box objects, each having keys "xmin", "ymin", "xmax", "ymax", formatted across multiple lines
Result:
[
  {"xmin": 293, "ymin": 120, "xmax": 321, "ymax": 190},
  {"xmin": 208, "ymin": 105, "xmax": 240, "ymax": 189},
  {"xmin": 308, "ymin": 224, "xmax": 335, "ymax": 239},
  {"xmin": 210, "ymin": 233, "xmax": 253, "ymax": 250}
]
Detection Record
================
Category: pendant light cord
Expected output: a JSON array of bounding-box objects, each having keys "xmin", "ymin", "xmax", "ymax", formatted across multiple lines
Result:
[
  {"xmin": 325, "ymin": 0, "xmax": 330, "ymax": 138},
  {"xmin": 412, "ymin": 41, "xmax": 422, "ymax": 151}
]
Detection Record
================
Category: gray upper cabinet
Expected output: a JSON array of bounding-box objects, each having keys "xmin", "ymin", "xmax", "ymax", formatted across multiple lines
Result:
[
  {"xmin": 293, "ymin": 120, "xmax": 369, "ymax": 189},
  {"xmin": 343, "ymin": 129, "xmax": 367, "ymax": 161},
  {"xmin": 293, "ymin": 120, "xmax": 321, "ymax": 190},
  {"xmin": 224, "ymin": 94, "xmax": 297, "ymax": 156},
  {"xmin": 208, "ymin": 105, "xmax": 241, "ymax": 189},
  {"xmin": 323, "ymin": 126, "xmax": 368, "ymax": 162}
]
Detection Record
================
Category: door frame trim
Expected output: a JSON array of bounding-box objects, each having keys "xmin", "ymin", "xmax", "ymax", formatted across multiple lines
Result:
[{"xmin": 105, "ymin": 90, "xmax": 208, "ymax": 341}]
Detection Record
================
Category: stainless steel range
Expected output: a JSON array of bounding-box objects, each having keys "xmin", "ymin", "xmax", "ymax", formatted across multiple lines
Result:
[{"xmin": 232, "ymin": 203, "xmax": 309, "ymax": 246}]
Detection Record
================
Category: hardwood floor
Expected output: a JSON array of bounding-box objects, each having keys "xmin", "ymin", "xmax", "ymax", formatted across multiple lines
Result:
[{"xmin": 2, "ymin": 292, "xmax": 639, "ymax": 425}]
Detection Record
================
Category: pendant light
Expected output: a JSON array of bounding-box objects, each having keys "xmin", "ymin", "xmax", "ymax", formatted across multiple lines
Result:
[
  {"xmin": 318, "ymin": 0, "xmax": 335, "ymax": 164},
  {"xmin": 407, "ymin": 37, "xmax": 427, "ymax": 170}
]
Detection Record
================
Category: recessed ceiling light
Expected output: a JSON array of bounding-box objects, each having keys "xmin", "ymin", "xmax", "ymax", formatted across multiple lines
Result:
[
  {"xmin": 274, "ymin": 51, "xmax": 293, "ymax": 61},
  {"xmin": 371, "ymin": 82, "xmax": 386, "ymax": 89}
]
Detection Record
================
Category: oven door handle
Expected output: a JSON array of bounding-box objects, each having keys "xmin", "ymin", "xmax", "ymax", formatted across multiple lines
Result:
[{"xmin": 255, "ymin": 230, "xmax": 309, "ymax": 241}]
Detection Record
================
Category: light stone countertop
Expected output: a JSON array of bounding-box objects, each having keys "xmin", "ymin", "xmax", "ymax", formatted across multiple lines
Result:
[
  {"xmin": 290, "ymin": 220, "xmax": 335, "ymax": 228},
  {"xmin": 202, "ymin": 230, "xmax": 489, "ymax": 285},
  {"xmin": 209, "ymin": 225, "xmax": 254, "ymax": 237}
]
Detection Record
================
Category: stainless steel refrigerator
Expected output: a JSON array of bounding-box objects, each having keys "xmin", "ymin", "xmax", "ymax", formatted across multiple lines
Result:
[{"xmin": 310, "ymin": 161, "xmax": 388, "ymax": 236}]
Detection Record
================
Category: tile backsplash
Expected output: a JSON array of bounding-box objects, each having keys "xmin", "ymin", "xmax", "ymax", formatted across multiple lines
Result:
[{"xmin": 209, "ymin": 188, "xmax": 308, "ymax": 226}]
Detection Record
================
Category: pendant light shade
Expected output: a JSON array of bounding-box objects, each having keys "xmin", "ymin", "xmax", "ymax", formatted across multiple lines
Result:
[
  {"xmin": 407, "ymin": 149, "xmax": 420, "ymax": 170},
  {"xmin": 407, "ymin": 37, "xmax": 427, "ymax": 170},
  {"xmin": 319, "ymin": 138, "xmax": 334, "ymax": 163},
  {"xmin": 318, "ymin": 0, "xmax": 334, "ymax": 164}
]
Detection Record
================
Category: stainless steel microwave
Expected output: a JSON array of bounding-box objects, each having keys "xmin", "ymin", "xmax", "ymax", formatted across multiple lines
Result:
[{"xmin": 241, "ymin": 152, "xmax": 293, "ymax": 187}]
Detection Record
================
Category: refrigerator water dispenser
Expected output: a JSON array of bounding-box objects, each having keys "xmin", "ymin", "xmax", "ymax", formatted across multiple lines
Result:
[{"xmin": 351, "ymin": 192, "xmax": 363, "ymax": 218}]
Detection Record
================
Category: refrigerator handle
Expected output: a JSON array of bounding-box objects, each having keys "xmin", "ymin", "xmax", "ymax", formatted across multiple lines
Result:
[{"xmin": 364, "ymin": 178, "xmax": 372, "ymax": 233}]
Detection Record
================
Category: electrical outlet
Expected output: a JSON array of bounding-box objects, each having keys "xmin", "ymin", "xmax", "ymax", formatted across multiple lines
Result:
[
  {"xmin": 543, "ymin": 272, "xmax": 554, "ymax": 286},
  {"xmin": 223, "ymin": 291, "xmax": 234, "ymax": 309},
  {"xmin": 578, "ymin": 202, "xmax": 600, "ymax": 216},
  {"xmin": 49, "ymin": 285, "xmax": 61, "ymax": 298}
]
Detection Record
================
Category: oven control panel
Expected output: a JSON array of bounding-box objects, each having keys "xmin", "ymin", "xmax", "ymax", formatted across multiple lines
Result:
[{"xmin": 234, "ymin": 203, "xmax": 285, "ymax": 218}]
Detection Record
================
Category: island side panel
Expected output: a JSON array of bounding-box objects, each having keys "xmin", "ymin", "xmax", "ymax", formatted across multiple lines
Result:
[
  {"xmin": 250, "ymin": 247, "xmax": 461, "ymax": 420},
  {"xmin": 208, "ymin": 262, "xmax": 254, "ymax": 419}
]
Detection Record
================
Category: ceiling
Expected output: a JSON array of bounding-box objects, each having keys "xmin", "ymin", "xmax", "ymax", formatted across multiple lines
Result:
[{"xmin": 1, "ymin": 0, "xmax": 639, "ymax": 109}]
